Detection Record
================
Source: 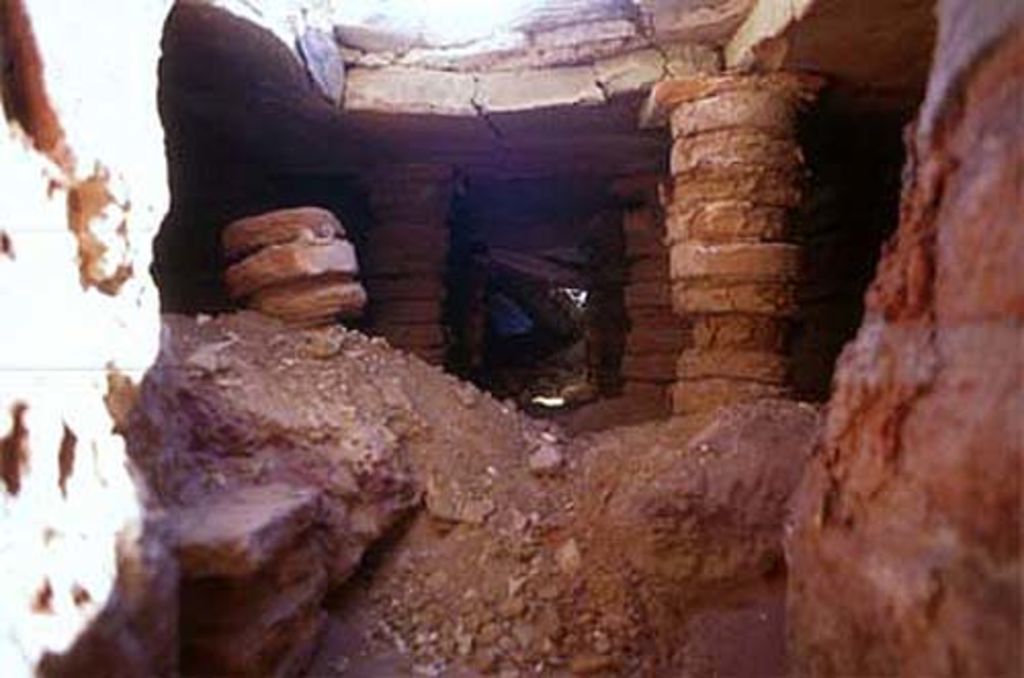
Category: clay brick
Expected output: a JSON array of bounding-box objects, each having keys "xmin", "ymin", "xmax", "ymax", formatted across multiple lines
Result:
[
  {"xmin": 665, "ymin": 201, "xmax": 792, "ymax": 244},
  {"xmin": 222, "ymin": 207, "xmax": 345, "ymax": 259},
  {"xmin": 691, "ymin": 315, "xmax": 791, "ymax": 352},
  {"xmin": 669, "ymin": 242, "xmax": 804, "ymax": 282},
  {"xmin": 251, "ymin": 277, "xmax": 367, "ymax": 325},
  {"xmin": 671, "ymin": 378, "xmax": 789, "ymax": 415},
  {"xmin": 670, "ymin": 129, "xmax": 803, "ymax": 177},
  {"xmin": 671, "ymin": 279, "xmax": 799, "ymax": 316},
  {"xmin": 677, "ymin": 349, "xmax": 789, "ymax": 384},
  {"xmin": 669, "ymin": 88, "xmax": 797, "ymax": 139},
  {"xmin": 663, "ymin": 166, "xmax": 805, "ymax": 209},
  {"xmin": 225, "ymin": 241, "xmax": 359, "ymax": 299}
]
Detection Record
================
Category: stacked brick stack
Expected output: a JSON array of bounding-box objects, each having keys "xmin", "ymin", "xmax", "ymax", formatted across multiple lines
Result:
[
  {"xmin": 619, "ymin": 204, "xmax": 691, "ymax": 407},
  {"xmin": 656, "ymin": 74, "xmax": 821, "ymax": 415},
  {"xmin": 222, "ymin": 207, "xmax": 366, "ymax": 326},
  {"xmin": 362, "ymin": 165, "xmax": 454, "ymax": 365},
  {"xmin": 177, "ymin": 485, "xmax": 327, "ymax": 678}
]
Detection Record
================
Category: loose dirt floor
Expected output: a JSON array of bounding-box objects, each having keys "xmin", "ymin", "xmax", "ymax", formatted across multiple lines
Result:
[{"xmin": 133, "ymin": 313, "xmax": 820, "ymax": 677}]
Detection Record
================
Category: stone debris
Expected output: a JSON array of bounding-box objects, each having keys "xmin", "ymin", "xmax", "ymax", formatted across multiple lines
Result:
[
  {"xmin": 222, "ymin": 207, "xmax": 367, "ymax": 327},
  {"xmin": 528, "ymin": 442, "xmax": 565, "ymax": 476}
]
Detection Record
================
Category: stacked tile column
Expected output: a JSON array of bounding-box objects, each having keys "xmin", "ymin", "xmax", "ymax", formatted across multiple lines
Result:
[
  {"xmin": 655, "ymin": 74, "xmax": 821, "ymax": 415},
  {"xmin": 619, "ymin": 200, "xmax": 691, "ymax": 408},
  {"xmin": 362, "ymin": 165, "xmax": 454, "ymax": 365}
]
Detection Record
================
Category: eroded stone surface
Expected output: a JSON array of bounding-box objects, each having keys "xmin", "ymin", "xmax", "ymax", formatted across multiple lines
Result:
[
  {"xmin": 786, "ymin": 2, "xmax": 1023, "ymax": 675},
  {"xmin": 175, "ymin": 484, "xmax": 320, "ymax": 577}
]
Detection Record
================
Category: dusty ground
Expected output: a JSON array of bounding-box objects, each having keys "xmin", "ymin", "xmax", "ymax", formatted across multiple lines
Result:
[{"xmin": 128, "ymin": 313, "xmax": 820, "ymax": 677}]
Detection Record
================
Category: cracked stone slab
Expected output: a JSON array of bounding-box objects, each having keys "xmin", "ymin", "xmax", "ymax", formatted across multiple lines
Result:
[
  {"xmin": 475, "ymin": 66, "xmax": 606, "ymax": 113},
  {"xmin": 344, "ymin": 67, "xmax": 478, "ymax": 116},
  {"xmin": 594, "ymin": 49, "xmax": 667, "ymax": 97}
]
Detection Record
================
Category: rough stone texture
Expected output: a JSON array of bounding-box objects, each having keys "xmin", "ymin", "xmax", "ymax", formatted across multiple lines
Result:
[
  {"xmin": 475, "ymin": 66, "xmax": 606, "ymax": 113},
  {"xmin": 222, "ymin": 207, "xmax": 345, "ymax": 258},
  {"xmin": 670, "ymin": 242, "xmax": 804, "ymax": 281},
  {"xmin": 225, "ymin": 240, "xmax": 359, "ymax": 299},
  {"xmin": 666, "ymin": 200, "xmax": 792, "ymax": 244},
  {"xmin": 175, "ymin": 484, "xmax": 320, "ymax": 577},
  {"xmin": 727, "ymin": 0, "xmax": 934, "ymax": 113},
  {"xmin": 126, "ymin": 314, "xmax": 423, "ymax": 589},
  {"xmin": 645, "ymin": 0, "xmax": 756, "ymax": 44},
  {"xmin": 786, "ymin": 2, "xmax": 1024, "ymax": 675},
  {"xmin": 677, "ymin": 349, "xmax": 789, "ymax": 384},
  {"xmin": 0, "ymin": 1, "xmax": 176, "ymax": 676},
  {"xmin": 653, "ymin": 74, "xmax": 818, "ymax": 415},
  {"xmin": 672, "ymin": 378, "xmax": 788, "ymax": 416},
  {"xmin": 250, "ymin": 277, "xmax": 367, "ymax": 326},
  {"xmin": 176, "ymin": 484, "xmax": 327, "ymax": 677},
  {"xmin": 305, "ymin": 395, "xmax": 820, "ymax": 675},
  {"xmin": 297, "ymin": 27, "xmax": 346, "ymax": 105},
  {"xmin": 598, "ymin": 401, "xmax": 819, "ymax": 596},
  {"xmin": 672, "ymin": 279, "xmax": 799, "ymax": 316},
  {"xmin": 220, "ymin": 207, "xmax": 367, "ymax": 326},
  {"xmin": 344, "ymin": 67, "xmax": 477, "ymax": 116}
]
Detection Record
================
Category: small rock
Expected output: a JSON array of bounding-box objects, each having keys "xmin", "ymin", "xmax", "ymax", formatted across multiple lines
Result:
[
  {"xmin": 305, "ymin": 331, "xmax": 343, "ymax": 359},
  {"xmin": 498, "ymin": 596, "xmax": 526, "ymax": 619},
  {"xmin": 461, "ymin": 497, "xmax": 497, "ymax": 525},
  {"xmin": 185, "ymin": 339, "xmax": 236, "ymax": 374},
  {"xmin": 528, "ymin": 443, "xmax": 564, "ymax": 476},
  {"xmin": 479, "ymin": 622, "xmax": 502, "ymax": 645},
  {"xmin": 457, "ymin": 384, "xmax": 480, "ymax": 408},
  {"xmin": 508, "ymin": 575, "xmax": 528, "ymax": 597},
  {"xmin": 592, "ymin": 630, "xmax": 612, "ymax": 655},
  {"xmin": 556, "ymin": 539, "xmax": 582, "ymax": 575},
  {"xmin": 537, "ymin": 584, "xmax": 560, "ymax": 601},
  {"xmin": 455, "ymin": 626, "xmax": 475, "ymax": 656}
]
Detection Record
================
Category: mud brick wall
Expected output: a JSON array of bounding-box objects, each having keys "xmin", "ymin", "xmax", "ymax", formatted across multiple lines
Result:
[
  {"xmin": 620, "ymin": 204, "xmax": 690, "ymax": 408},
  {"xmin": 362, "ymin": 165, "xmax": 454, "ymax": 364}
]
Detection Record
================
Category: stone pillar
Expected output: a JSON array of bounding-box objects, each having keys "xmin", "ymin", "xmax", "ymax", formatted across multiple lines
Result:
[
  {"xmin": 613, "ymin": 176, "xmax": 691, "ymax": 410},
  {"xmin": 362, "ymin": 165, "xmax": 454, "ymax": 365},
  {"xmin": 647, "ymin": 74, "xmax": 821, "ymax": 415}
]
